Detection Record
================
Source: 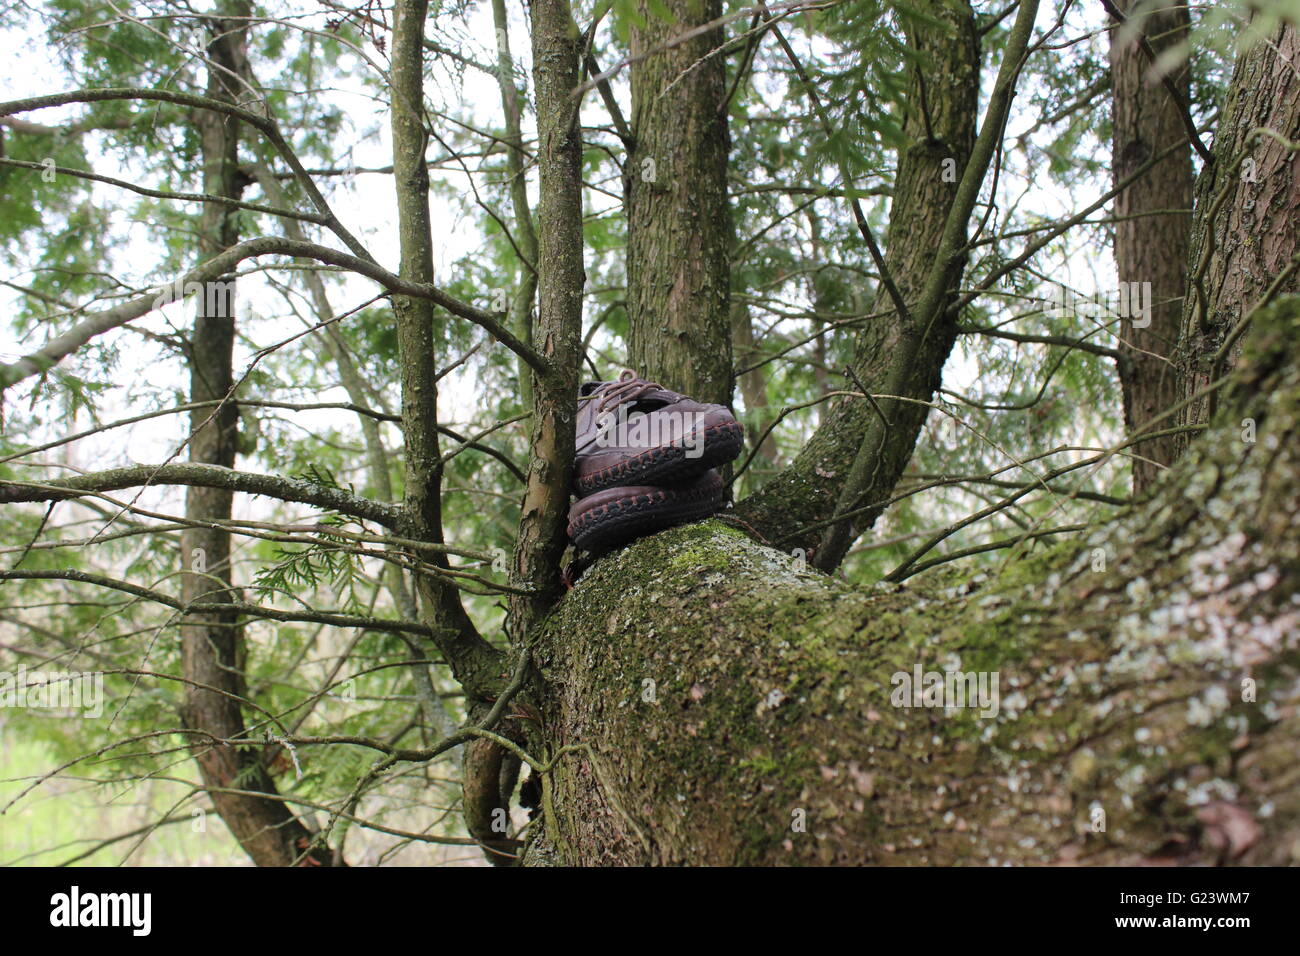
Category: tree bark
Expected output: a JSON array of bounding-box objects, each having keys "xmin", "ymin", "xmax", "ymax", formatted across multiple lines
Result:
[
  {"xmin": 390, "ymin": 0, "xmax": 516, "ymax": 863},
  {"xmin": 1109, "ymin": 0, "xmax": 1194, "ymax": 494},
  {"xmin": 527, "ymin": 294, "xmax": 1300, "ymax": 865},
  {"xmin": 464, "ymin": 0, "xmax": 588, "ymax": 866},
  {"xmin": 514, "ymin": 0, "xmax": 585, "ymax": 631},
  {"xmin": 1177, "ymin": 18, "xmax": 1300, "ymax": 449},
  {"xmin": 625, "ymin": 0, "xmax": 733, "ymax": 405},
  {"xmin": 523, "ymin": 7, "xmax": 1299, "ymax": 864},
  {"xmin": 180, "ymin": 6, "xmax": 332, "ymax": 866}
]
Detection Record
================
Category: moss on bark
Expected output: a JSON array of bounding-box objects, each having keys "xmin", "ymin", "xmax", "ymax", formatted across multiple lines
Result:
[{"xmin": 527, "ymin": 298, "xmax": 1300, "ymax": 865}]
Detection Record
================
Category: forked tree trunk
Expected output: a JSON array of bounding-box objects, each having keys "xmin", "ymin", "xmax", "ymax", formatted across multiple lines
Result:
[
  {"xmin": 180, "ymin": 7, "xmax": 331, "ymax": 866},
  {"xmin": 1109, "ymin": 0, "xmax": 1194, "ymax": 493},
  {"xmin": 734, "ymin": 0, "xmax": 982, "ymax": 559},
  {"xmin": 522, "ymin": 3, "xmax": 1299, "ymax": 866},
  {"xmin": 525, "ymin": 295, "xmax": 1300, "ymax": 865}
]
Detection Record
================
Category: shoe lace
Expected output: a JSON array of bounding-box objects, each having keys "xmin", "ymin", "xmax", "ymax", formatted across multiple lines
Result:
[
  {"xmin": 590, "ymin": 369, "xmax": 665, "ymax": 414},
  {"xmin": 573, "ymin": 370, "xmax": 665, "ymax": 454}
]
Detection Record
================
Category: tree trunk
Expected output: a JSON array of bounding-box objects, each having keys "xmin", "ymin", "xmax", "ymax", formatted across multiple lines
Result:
[
  {"xmin": 463, "ymin": 0, "xmax": 588, "ymax": 866},
  {"xmin": 514, "ymin": 0, "xmax": 585, "ymax": 629},
  {"xmin": 526, "ymin": 294, "xmax": 1300, "ymax": 865},
  {"xmin": 1109, "ymin": 0, "xmax": 1194, "ymax": 493},
  {"xmin": 389, "ymin": 0, "xmax": 499, "ymax": 701},
  {"xmin": 180, "ymin": 7, "xmax": 331, "ymax": 866},
  {"xmin": 1177, "ymin": 18, "xmax": 1300, "ymax": 449},
  {"xmin": 390, "ymin": 0, "xmax": 516, "ymax": 862},
  {"xmin": 625, "ymin": 0, "xmax": 733, "ymax": 405},
  {"xmin": 492, "ymin": 0, "xmax": 540, "ymax": 410},
  {"xmin": 735, "ymin": 0, "xmax": 981, "ymax": 558},
  {"xmin": 523, "ymin": 8, "xmax": 1300, "ymax": 864}
]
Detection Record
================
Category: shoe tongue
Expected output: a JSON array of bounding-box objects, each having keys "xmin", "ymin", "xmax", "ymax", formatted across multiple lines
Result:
[{"xmin": 626, "ymin": 393, "xmax": 671, "ymax": 413}]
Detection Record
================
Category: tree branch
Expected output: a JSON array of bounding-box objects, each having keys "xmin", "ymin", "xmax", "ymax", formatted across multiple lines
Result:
[
  {"xmin": 0, "ymin": 569, "xmax": 433, "ymax": 636},
  {"xmin": 0, "ymin": 236, "xmax": 547, "ymax": 391},
  {"xmin": 0, "ymin": 157, "xmax": 328, "ymax": 225},
  {"xmin": 0, "ymin": 463, "xmax": 404, "ymax": 528},
  {"xmin": 0, "ymin": 86, "xmax": 372, "ymax": 260}
]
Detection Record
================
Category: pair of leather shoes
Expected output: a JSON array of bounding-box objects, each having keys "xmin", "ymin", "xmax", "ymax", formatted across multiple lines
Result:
[{"xmin": 566, "ymin": 370, "xmax": 743, "ymax": 553}]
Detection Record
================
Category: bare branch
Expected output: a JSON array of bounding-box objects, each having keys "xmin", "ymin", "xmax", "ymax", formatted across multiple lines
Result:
[
  {"xmin": 0, "ymin": 157, "xmax": 329, "ymax": 225},
  {"xmin": 0, "ymin": 236, "xmax": 547, "ymax": 390},
  {"xmin": 0, "ymin": 462, "xmax": 403, "ymax": 527},
  {"xmin": 0, "ymin": 569, "xmax": 433, "ymax": 636}
]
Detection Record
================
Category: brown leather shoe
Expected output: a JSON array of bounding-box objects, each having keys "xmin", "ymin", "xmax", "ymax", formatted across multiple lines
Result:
[
  {"xmin": 574, "ymin": 370, "xmax": 743, "ymax": 496},
  {"xmin": 567, "ymin": 470, "xmax": 726, "ymax": 553}
]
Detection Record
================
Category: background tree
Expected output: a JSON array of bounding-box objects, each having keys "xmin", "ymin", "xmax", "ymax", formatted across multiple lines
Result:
[
  {"xmin": 180, "ymin": 2, "xmax": 331, "ymax": 866},
  {"xmin": 1176, "ymin": 9, "xmax": 1300, "ymax": 446},
  {"xmin": 1107, "ymin": 0, "xmax": 1196, "ymax": 494}
]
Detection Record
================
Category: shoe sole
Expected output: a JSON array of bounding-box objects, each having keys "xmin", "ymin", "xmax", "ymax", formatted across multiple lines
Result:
[
  {"xmin": 568, "ymin": 480, "xmax": 726, "ymax": 553},
  {"xmin": 575, "ymin": 420, "xmax": 744, "ymax": 497}
]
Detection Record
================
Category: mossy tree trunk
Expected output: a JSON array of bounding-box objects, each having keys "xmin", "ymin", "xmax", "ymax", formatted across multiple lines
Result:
[
  {"xmin": 526, "ymin": 296, "xmax": 1300, "ymax": 865},
  {"xmin": 522, "ymin": 9, "xmax": 1300, "ymax": 864}
]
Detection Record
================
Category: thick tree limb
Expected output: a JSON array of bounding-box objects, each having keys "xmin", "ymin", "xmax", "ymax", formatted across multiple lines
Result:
[{"xmin": 530, "ymin": 296, "xmax": 1300, "ymax": 865}]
